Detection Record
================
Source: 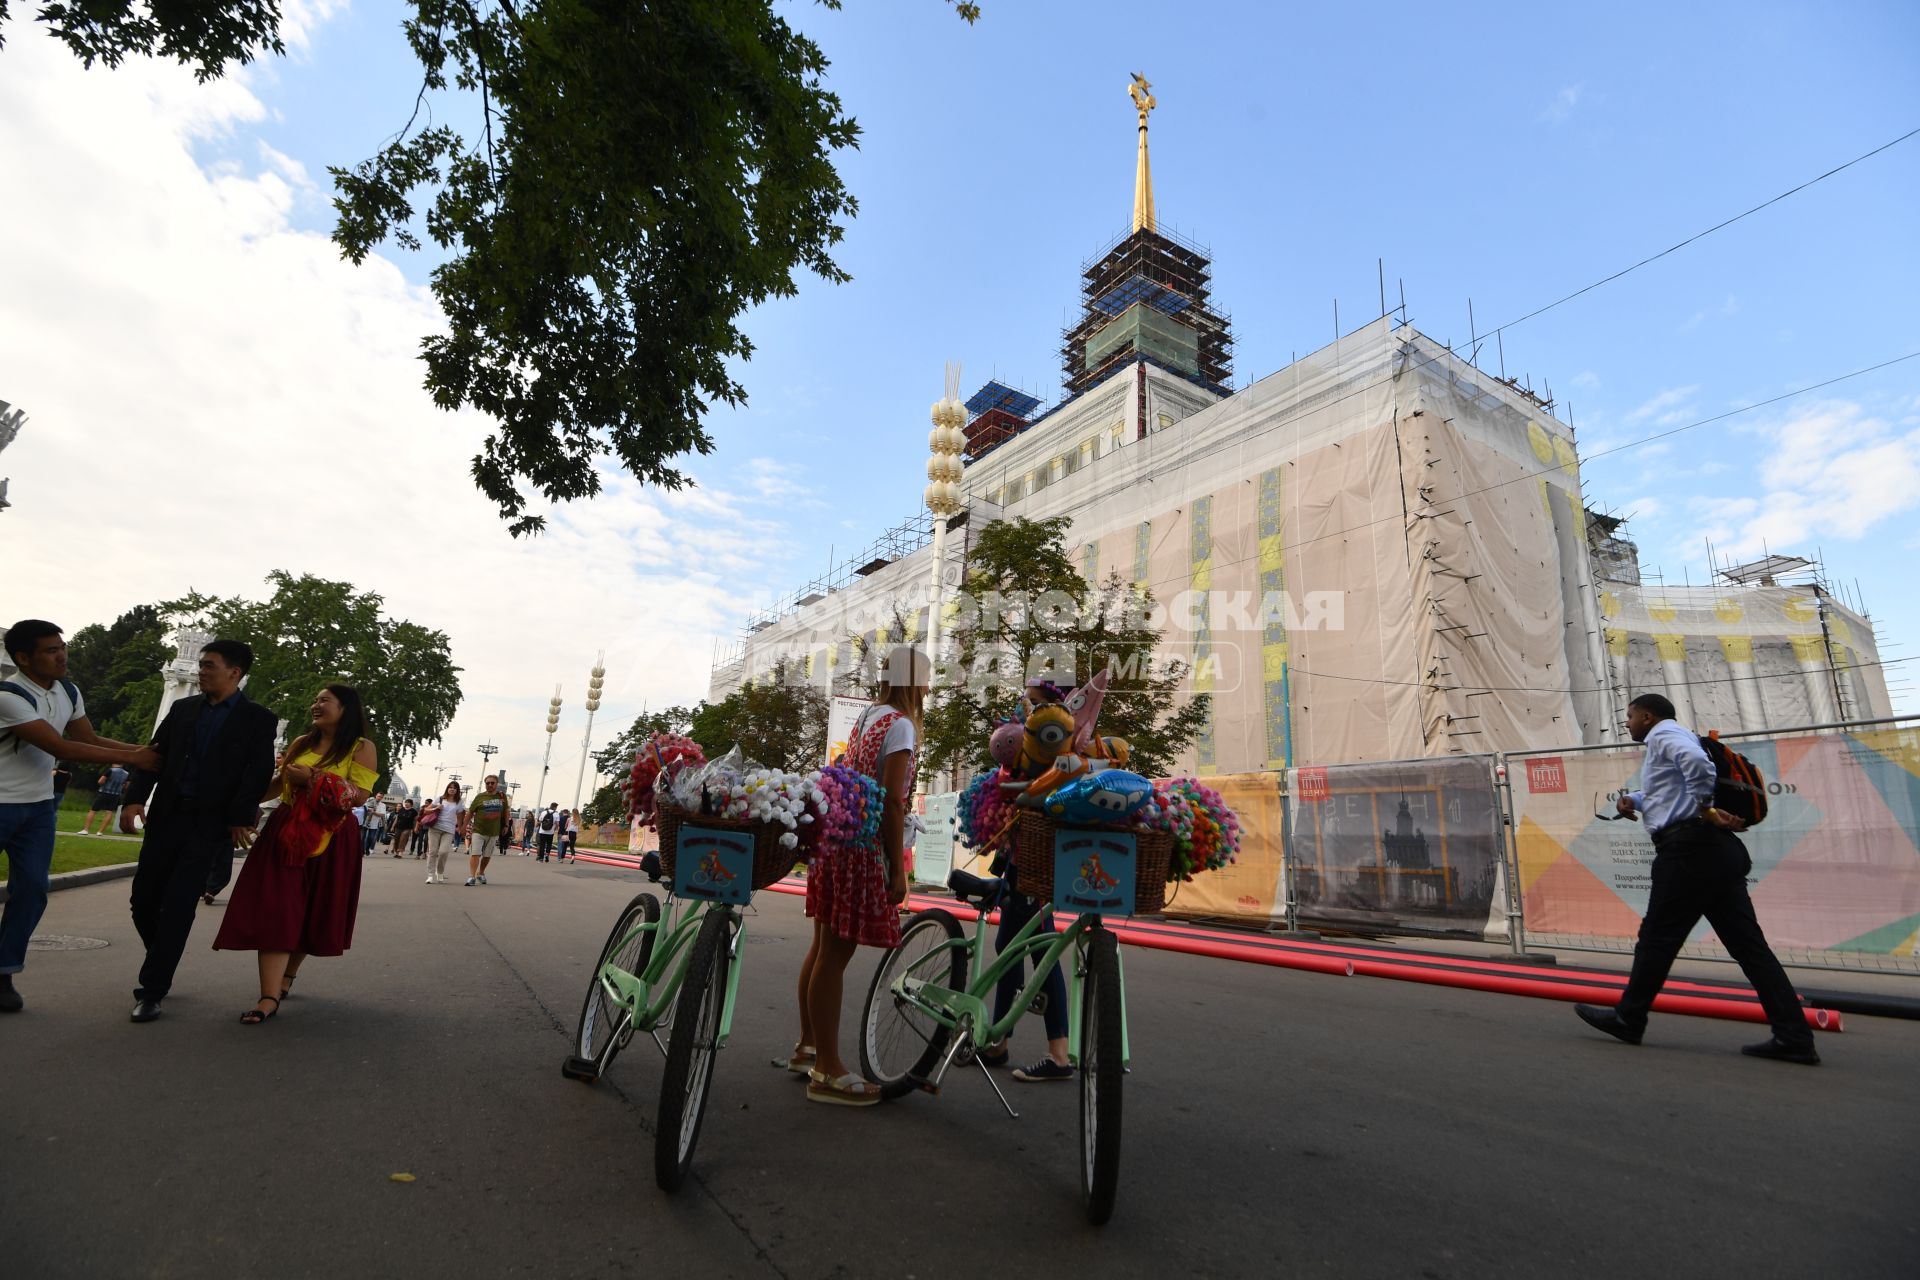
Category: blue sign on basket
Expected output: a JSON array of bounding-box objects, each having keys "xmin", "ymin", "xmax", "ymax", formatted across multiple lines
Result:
[
  {"xmin": 1052, "ymin": 828, "xmax": 1137, "ymax": 917},
  {"xmin": 674, "ymin": 825, "xmax": 754, "ymax": 906}
]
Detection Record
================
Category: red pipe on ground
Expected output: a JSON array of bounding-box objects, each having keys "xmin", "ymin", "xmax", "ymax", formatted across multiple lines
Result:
[{"xmin": 745, "ymin": 880, "xmax": 1845, "ymax": 1034}]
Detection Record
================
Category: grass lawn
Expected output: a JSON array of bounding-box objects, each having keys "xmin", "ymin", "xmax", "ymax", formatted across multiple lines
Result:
[{"xmin": 0, "ymin": 802, "xmax": 143, "ymax": 880}]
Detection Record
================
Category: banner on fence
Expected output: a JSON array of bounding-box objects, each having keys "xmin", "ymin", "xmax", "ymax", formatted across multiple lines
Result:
[
  {"xmin": 1161, "ymin": 772, "xmax": 1286, "ymax": 923},
  {"xmin": 914, "ymin": 793, "xmax": 958, "ymax": 886},
  {"xmin": 1510, "ymin": 727, "xmax": 1920, "ymax": 957},
  {"xmin": 1286, "ymin": 756, "xmax": 1505, "ymax": 938}
]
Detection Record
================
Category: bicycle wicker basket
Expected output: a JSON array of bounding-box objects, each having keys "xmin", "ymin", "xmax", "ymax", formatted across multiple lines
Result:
[
  {"xmin": 1014, "ymin": 811, "xmax": 1172, "ymax": 915},
  {"xmin": 657, "ymin": 805, "xmax": 801, "ymax": 893}
]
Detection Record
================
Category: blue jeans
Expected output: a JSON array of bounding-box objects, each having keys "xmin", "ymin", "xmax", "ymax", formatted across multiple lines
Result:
[
  {"xmin": 990, "ymin": 888, "xmax": 1070, "ymax": 1042},
  {"xmin": 0, "ymin": 798, "xmax": 60, "ymax": 974}
]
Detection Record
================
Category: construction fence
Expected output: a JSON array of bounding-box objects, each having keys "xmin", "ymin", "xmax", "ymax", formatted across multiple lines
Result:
[{"xmin": 932, "ymin": 715, "xmax": 1920, "ymax": 975}]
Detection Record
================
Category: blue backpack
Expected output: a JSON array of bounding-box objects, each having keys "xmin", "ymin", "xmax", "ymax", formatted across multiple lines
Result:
[{"xmin": 0, "ymin": 677, "xmax": 80, "ymax": 752}]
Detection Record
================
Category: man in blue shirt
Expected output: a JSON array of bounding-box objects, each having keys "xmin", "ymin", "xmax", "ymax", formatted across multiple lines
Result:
[
  {"xmin": 82, "ymin": 764, "xmax": 130, "ymax": 834},
  {"xmin": 1573, "ymin": 693, "xmax": 1818, "ymax": 1064}
]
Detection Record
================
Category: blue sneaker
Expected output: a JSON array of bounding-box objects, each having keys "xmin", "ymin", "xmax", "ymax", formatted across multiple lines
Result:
[{"xmin": 1012, "ymin": 1057, "xmax": 1074, "ymax": 1083}]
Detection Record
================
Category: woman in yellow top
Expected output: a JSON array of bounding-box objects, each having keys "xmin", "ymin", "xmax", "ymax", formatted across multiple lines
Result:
[{"xmin": 214, "ymin": 684, "xmax": 378, "ymax": 1024}]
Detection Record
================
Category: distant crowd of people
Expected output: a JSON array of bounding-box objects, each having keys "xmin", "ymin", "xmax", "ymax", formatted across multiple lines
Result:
[{"xmin": 350, "ymin": 791, "xmax": 587, "ymax": 880}]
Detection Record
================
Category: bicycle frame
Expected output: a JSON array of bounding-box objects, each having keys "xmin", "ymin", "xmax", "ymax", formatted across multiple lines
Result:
[
  {"xmin": 894, "ymin": 900, "xmax": 1130, "ymax": 1070},
  {"xmin": 597, "ymin": 894, "xmax": 745, "ymax": 1051}
]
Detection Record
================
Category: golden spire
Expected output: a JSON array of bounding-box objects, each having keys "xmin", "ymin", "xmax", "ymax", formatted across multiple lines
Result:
[{"xmin": 1129, "ymin": 72, "xmax": 1157, "ymax": 233}]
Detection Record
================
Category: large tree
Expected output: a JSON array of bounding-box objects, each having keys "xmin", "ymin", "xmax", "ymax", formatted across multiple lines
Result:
[
  {"xmin": 165, "ymin": 571, "xmax": 463, "ymax": 791},
  {"xmin": 921, "ymin": 516, "xmax": 1210, "ymax": 784},
  {"xmin": 6, "ymin": 0, "xmax": 978, "ymax": 535},
  {"xmin": 689, "ymin": 661, "xmax": 826, "ymax": 773},
  {"xmin": 61, "ymin": 603, "xmax": 170, "ymax": 744}
]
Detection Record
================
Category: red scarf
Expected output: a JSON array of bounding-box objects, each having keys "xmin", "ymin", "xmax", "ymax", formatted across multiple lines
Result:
[{"xmin": 281, "ymin": 769, "xmax": 353, "ymax": 865}]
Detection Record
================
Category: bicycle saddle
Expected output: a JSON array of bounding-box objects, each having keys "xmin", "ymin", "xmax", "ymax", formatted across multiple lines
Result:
[{"xmin": 947, "ymin": 868, "xmax": 1006, "ymax": 910}]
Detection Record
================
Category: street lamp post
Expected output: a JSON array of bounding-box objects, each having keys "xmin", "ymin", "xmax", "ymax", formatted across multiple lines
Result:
[
  {"xmin": 572, "ymin": 654, "xmax": 606, "ymax": 812},
  {"xmin": 477, "ymin": 740, "xmax": 499, "ymax": 780},
  {"xmin": 535, "ymin": 685, "xmax": 562, "ymax": 811}
]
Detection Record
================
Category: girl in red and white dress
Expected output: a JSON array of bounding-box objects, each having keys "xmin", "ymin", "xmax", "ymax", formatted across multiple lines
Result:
[{"xmin": 792, "ymin": 645, "xmax": 928, "ymax": 1105}]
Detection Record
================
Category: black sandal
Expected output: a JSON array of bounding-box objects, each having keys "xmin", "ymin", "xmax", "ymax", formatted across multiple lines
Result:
[
  {"xmin": 279, "ymin": 974, "xmax": 296, "ymax": 1000},
  {"xmin": 240, "ymin": 996, "xmax": 279, "ymax": 1024}
]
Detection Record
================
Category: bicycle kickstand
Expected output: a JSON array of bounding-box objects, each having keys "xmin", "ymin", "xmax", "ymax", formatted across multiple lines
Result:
[{"xmin": 973, "ymin": 1055, "xmax": 1020, "ymax": 1120}]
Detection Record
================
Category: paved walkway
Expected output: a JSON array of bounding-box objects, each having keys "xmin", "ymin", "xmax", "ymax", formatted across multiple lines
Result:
[{"xmin": 3, "ymin": 854, "xmax": 1916, "ymax": 1278}]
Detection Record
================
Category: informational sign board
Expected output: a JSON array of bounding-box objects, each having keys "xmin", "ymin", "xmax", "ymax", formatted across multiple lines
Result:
[
  {"xmin": 914, "ymin": 793, "xmax": 959, "ymax": 886},
  {"xmin": 825, "ymin": 696, "xmax": 870, "ymax": 766},
  {"xmin": 673, "ymin": 824, "xmax": 754, "ymax": 906},
  {"xmin": 1053, "ymin": 827, "xmax": 1138, "ymax": 917}
]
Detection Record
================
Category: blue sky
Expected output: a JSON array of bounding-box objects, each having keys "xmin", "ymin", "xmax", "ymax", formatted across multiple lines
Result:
[{"xmin": 3, "ymin": 0, "xmax": 1917, "ymax": 786}]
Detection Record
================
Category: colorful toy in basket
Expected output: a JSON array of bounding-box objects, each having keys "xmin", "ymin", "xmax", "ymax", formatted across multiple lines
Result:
[
  {"xmin": 1006, "ymin": 670, "xmax": 1132, "ymax": 808},
  {"xmin": 1132, "ymin": 777, "xmax": 1242, "ymax": 881},
  {"xmin": 1042, "ymin": 769, "xmax": 1153, "ymax": 825},
  {"xmin": 625, "ymin": 733, "xmax": 707, "ymax": 827}
]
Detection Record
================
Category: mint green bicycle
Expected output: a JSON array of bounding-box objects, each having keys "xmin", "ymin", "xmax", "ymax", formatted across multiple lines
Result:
[
  {"xmin": 858, "ymin": 867, "xmax": 1129, "ymax": 1224},
  {"xmin": 563, "ymin": 888, "xmax": 743, "ymax": 1192}
]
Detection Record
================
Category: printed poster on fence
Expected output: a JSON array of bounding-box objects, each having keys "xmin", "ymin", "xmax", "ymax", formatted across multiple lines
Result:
[
  {"xmin": 1287, "ymin": 757, "xmax": 1504, "ymax": 938},
  {"xmin": 825, "ymin": 695, "xmax": 870, "ymax": 766},
  {"xmin": 674, "ymin": 824, "xmax": 754, "ymax": 907},
  {"xmin": 1510, "ymin": 729, "xmax": 1920, "ymax": 957},
  {"xmin": 914, "ymin": 792, "xmax": 958, "ymax": 886}
]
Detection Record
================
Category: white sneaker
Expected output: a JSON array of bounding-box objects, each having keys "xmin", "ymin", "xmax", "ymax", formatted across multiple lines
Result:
[
  {"xmin": 464, "ymin": 877, "xmax": 478, "ymax": 886},
  {"xmin": 425, "ymin": 874, "xmax": 435, "ymax": 884},
  {"xmin": 478, "ymin": 876, "xmax": 488, "ymax": 885}
]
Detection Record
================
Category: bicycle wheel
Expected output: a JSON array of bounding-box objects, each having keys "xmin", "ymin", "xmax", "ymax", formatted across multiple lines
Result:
[
  {"xmin": 860, "ymin": 908, "xmax": 967, "ymax": 1100},
  {"xmin": 563, "ymin": 892, "xmax": 660, "ymax": 1081},
  {"xmin": 655, "ymin": 906, "xmax": 732, "ymax": 1192},
  {"xmin": 1079, "ymin": 923, "xmax": 1124, "ymax": 1225}
]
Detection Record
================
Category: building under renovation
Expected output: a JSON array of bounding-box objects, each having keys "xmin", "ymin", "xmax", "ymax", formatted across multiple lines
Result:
[{"xmin": 711, "ymin": 82, "xmax": 1891, "ymax": 769}]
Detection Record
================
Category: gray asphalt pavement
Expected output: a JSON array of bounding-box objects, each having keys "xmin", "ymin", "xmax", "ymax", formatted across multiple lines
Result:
[{"xmin": 3, "ymin": 852, "xmax": 1915, "ymax": 1279}]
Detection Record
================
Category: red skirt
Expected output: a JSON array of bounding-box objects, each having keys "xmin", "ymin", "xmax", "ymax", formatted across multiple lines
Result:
[
  {"xmin": 805, "ymin": 837, "xmax": 901, "ymax": 950},
  {"xmin": 213, "ymin": 806, "xmax": 364, "ymax": 956}
]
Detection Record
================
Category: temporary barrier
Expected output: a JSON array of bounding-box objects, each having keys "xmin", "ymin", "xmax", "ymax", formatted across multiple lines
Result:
[
  {"xmin": 1507, "ymin": 717, "xmax": 1920, "ymax": 972},
  {"xmin": 1278, "ymin": 755, "xmax": 1506, "ymax": 939},
  {"xmin": 1156, "ymin": 772, "xmax": 1286, "ymax": 923}
]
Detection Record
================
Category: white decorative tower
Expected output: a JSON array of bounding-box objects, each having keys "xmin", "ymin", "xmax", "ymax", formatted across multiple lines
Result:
[
  {"xmin": 572, "ymin": 653, "xmax": 606, "ymax": 810},
  {"xmin": 925, "ymin": 363, "xmax": 967, "ymax": 670},
  {"xmin": 535, "ymin": 685, "xmax": 562, "ymax": 811}
]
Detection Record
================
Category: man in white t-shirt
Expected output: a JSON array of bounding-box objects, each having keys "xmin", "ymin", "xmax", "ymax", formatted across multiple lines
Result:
[{"xmin": 0, "ymin": 619, "xmax": 159, "ymax": 1012}]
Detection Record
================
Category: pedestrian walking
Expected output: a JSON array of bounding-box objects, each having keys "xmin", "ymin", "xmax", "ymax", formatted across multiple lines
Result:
[
  {"xmin": 1573, "ymin": 693, "xmax": 1819, "ymax": 1064},
  {"xmin": 465, "ymin": 775, "xmax": 510, "ymax": 885},
  {"xmin": 0, "ymin": 620, "xmax": 158, "ymax": 1013},
  {"xmin": 535, "ymin": 802, "xmax": 560, "ymax": 861},
  {"xmin": 791, "ymin": 644, "xmax": 927, "ymax": 1105},
  {"xmin": 82, "ymin": 764, "xmax": 130, "ymax": 834},
  {"xmin": 520, "ymin": 809, "xmax": 537, "ymax": 853},
  {"xmin": 389, "ymin": 798, "xmax": 417, "ymax": 858},
  {"xmin": 564, "ymin": 809, "xmax": 582, "ymax": 861},
  {"xmin": 423, "ymin": 782, "xmax": 464, "ymax": 883},
  {"xmin": 212, "ymin": 683, "xmax": 378, "ymax": 1023},
  {"xmin": 118, "ymin": 638, "xmax": 278, "ymax": 1023}
]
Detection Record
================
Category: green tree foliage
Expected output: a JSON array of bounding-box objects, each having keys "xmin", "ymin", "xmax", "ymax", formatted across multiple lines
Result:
[
  {"xmin": 4, "ymin": 0, "xmax": 978, "ymax": 536},
  {"xmin": 165, "ymin": 571, "xmax": 463, "ymax": 791},
  {"xmin": 689, "ymin": 661, "xmax": 827, "ymax": 773},
  {"xmin": 12, "ymin": 0, "xmax": 284, "ymax": 80},
  {"xmin": 61, "ymin": 604, "xmax": 170, "ymax": 744},
  {"xmin": 921, "ymin": 516, "xmax": 1210, "ymax": 783}
]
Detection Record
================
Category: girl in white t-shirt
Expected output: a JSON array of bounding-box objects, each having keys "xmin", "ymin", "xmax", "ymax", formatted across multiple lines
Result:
[{"xmin": 424, "ymin": 782, "xmax": 466, "ymax": 884}]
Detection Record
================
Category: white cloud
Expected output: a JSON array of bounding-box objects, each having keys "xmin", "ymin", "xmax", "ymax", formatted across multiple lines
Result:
[
  {"xmin": 0, "ymin": 34, "xmax": 809, "ymax": 793},
  {"xmin": 1538, "ymin": 84, "xmax": 1582, "ymax": 125},
  {"xmin": 1686, "ymin": 400, "xmax": 1920, "ymax": 557},
  {"xmin": 1625, "ymin": 384, "xmax": 1699, "ymax": 425},
  {"xmin": 1570, "ymin": 370, "xmax": 1601, "ymax": 391}
]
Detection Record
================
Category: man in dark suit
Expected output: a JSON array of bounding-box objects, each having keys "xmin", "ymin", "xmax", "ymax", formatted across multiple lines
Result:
[{"xmin": 120, "ymin": 639, "xmax": 277, "ymax": 1022}]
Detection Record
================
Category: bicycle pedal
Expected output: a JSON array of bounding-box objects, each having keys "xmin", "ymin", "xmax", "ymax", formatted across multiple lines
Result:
[
  {"xmin": 1028, "ymin": 993, "xmax": 1049, "ymax": 1015},
  {"xmin": 560, "ymin": 1056, "xmax": 601, "ymax": 1082}
]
